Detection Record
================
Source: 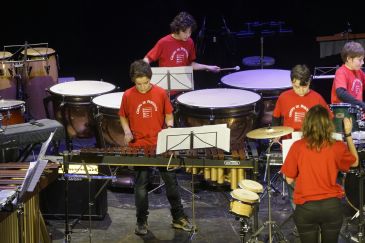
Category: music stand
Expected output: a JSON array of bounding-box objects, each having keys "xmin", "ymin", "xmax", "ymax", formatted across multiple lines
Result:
[
  {"xmin": 156, "ymin": 124, "xmax": 230, "ymax": 239},
  {"xmin": 151, "ymin": 66, "xmax": 194, "ymax": 98}
]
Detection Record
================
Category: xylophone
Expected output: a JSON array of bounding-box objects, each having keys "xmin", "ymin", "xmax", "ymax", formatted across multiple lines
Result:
[
  {"xmin": 0, "ymin": 162, "xmax": 59, "ymax": 243},
  {"xmin": 65, "ymin": 144, "xmax": 257, "ymax": 189}
]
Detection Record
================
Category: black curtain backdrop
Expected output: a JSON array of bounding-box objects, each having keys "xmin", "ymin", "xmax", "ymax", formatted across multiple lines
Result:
[{"xmin": 2, "ymin": 0, "xmax": 364, "ymax": 92}]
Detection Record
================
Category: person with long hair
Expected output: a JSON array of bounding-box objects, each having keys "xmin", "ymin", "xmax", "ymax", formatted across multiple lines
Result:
[{"xmin": 281, "ymin": 104, "xmax": 358, "ymax": 243}]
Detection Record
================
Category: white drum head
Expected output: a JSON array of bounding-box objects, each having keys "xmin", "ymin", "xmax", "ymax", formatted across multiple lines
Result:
[
  {"xmin": 238, "ymin": 179, "xmax": 263, "ymax": 193},
  {"xmin": 221, "ymin": 69, "xmax": 292, "ymax": 90},
  {"xmin": 21, "ymin": 47, "xmax": 56, "ymax": 56},
  {"xmin": 231, "ymin": 188, "xmax": 259, "ymax": 203},
  {"xmin": 50, "ymin": 81, "xmax": 115, "ymax": 96},
  {"xmin": 0, "ymin": 99, "xmax": 25, "ymax": 109},
  {"xmin": 92, "ymin": 92, "xmax": 124, "ymax": 109},
  {"xmin": 177, "ymin": 88, "xmax": 261, "ymax": 108}
]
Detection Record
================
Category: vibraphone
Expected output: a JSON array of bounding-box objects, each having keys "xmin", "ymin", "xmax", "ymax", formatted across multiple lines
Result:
[
  {"xmin": 0, "ymin": 162, "xmax": 59, "ymax": 243},
  {"xmin": 65, "ymin": 144, "xmax": 257, "ymax": 189}
]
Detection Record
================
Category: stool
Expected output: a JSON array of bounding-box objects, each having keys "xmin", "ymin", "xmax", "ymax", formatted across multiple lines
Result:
[{"xmin": 242, "ymin": 56, "xmax": 275, "ymax": 68}]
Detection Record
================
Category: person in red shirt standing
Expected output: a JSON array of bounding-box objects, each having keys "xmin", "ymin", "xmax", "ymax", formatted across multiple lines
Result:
[
  {"xmin": 119, "ymin": 60, "xmax": 192, "ymax": 235},
  {"xmin": 331, "ymin": 41, "xmax": 365, "ymax": 109},
  {"xmin": 281, "ymin": 105, "xmax": 358, "ymax": 243},
  {"xmin": 143, "ymin": 11, "xmax": 220, "ymax": 72},
  {"xmin": 272, "ymin": 64, "xmax": 332, "ymax": 131}
]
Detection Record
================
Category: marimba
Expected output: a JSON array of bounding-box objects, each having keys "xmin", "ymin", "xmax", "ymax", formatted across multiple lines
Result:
[{"xmin": 0, "ymin": 162, "xmax": 59, "ymax": 243}]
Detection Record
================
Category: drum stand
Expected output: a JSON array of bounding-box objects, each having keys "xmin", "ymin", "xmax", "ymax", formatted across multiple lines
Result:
[{"xmin": 249, "ymin": 139, "xmax": 288, "ymax": 243}]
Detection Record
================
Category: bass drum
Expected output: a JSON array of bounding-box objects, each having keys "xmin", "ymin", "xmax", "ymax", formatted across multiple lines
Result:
[
  {"xmin": 48, "ymin": 80, "xmax": 116, "ymax": 138},
  {"xmin": 92, "ymin": 92, "xmax": 126, "ymax": 147},
  {"xmin": 220, "ymin": 69, "xmax": 292, "ymax": 127},
  {"xmin": 176, "ymin": 88, "xmax": 261, "ymax": 143},
  {"xmin": 343, "ymin": 171, "xmax": 364, "ymax": 211}
]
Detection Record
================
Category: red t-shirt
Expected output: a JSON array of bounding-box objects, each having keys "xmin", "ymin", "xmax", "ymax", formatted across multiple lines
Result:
[
  {"xmin": 145, "ymin": 34, "xmax": 196, "ymax": 67},
  {"xmin": 281, "ymin": 139, "xmax": 355, "ymax": 205},
  {"xmin": 272, "ymin": 89, "xmax": 332, "ymax": 131},
  {"xmin": 331, "ymin": 64, "xmax": 365, "ymax": 103},
  {"xmin": 118, "ymin": 84, "xmax": 173, "ymax": 146}
]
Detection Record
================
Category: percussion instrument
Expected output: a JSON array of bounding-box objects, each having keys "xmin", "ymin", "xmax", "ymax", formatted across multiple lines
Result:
[
  {"xmin": 343, "ymin": 171, "xmax": 365, "ymax": 211},
  {"xmin": 21, "ymin": 48, "xmax": 59, "ymax": 120},
  {"xmin": 0, "ymin": 99, "xmax": 25, "ymax": 126},
  {"xmin": 92, "ymin": 92, "xmax": 126, "ymax": 147},
  {"xmin": 48, "ymin": 80, "xmax": 116, "ymax": 138},
  {"xmin": 220, "ymin": 69, "xmax": 292, "ymax": 126},
  {"xmin": 230, "ymin": 188, "xmax": 259, "ymax": 217},
  {"xmin": 0, "ymin": 51, "xmax": 16, "ymax": 99},
  {"xmin": 246, "ymin": 126, "xmax": 293, "ymax": 139},
  {"xmin": 329, "ymin": 103, "xmax": 362, "ymax": 134},
  {"xmin": 176, "ymin": 88, "xmax": 261, "ymax": 143},
  {"xmin": 238, "ymin": 179, "xmax": 263, "ymax": 193}
]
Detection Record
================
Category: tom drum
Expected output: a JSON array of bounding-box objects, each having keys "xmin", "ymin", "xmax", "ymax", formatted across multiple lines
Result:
[
  {"xmin": 221, "ymin": 69, "xmax": 292, "ymax": 126},
  {"xmin": 48, "ymin": 80, "xmax": 116, "ymax": 138},
  {"xmin": 0, "ymin": 99, "xmax": 25, "ymax": 126},
  {"xmin": 92, "ymin": 92, "xmax": 126, "ymax": 147}
]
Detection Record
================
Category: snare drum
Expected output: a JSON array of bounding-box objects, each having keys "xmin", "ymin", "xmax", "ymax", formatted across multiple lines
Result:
[
  {"xmin": 21, "ymin": 48, "xmax": 59, "ymax": 119},
  {"xmin": 0, "ymin": 52, "xmax": 16, "ymax": 99},
  {"xmin": 92, "ymin": 92, "xmax": 126, "ymax": 147},
  {"xmin": 329, "ymin": 103, "xmax": 361, "ymax": 134},
  {"xmin": 0, "ymin": 99, "xmax": 25, "ymax": 126},
  {"xmin": 230, "ymin": 188, "xmax": 259, "ymax": 217},
  {"xmin": 48, "ymin": 81, "xmax": 116, "ymax": 138},
  {"xmin": 221, "ymin": 69, "xmax": 292, "ymax": 126},
  {"xmin": 176, "ymin": 88, "xmax": 261, "ymax": 143},
  {"xmin": 238, "ymin": 179, "xmax": 263, "ymax": 193}
]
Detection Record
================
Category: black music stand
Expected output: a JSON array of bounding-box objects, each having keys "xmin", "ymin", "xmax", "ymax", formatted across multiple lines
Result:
[
  {"xmin": 151, "ymin": 66, "xmax": 194, "ymax": 99},
  {"xmin": 156, "ymin": 124, "xmax": 230, "ymax": 240}
]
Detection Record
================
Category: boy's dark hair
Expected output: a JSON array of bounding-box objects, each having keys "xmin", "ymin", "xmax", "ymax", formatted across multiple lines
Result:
[
  {"xmin": 170, "ymin": 12, "xmax": 197, "ymax": 33},
  {"xmin": 291, "ymin": 64, "xmax": 311, "ymax": 86},
  {"xmin": 129, "ymin": 60, "xmax": 152, "ymax": 82}
]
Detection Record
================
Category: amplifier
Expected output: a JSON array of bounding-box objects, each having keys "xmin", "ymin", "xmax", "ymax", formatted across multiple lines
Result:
[{"xmin": 40, "ymin": 176, "xmax": 108, "ymax": 220}]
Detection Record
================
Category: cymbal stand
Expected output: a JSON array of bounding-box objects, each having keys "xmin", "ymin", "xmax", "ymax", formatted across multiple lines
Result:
[{"xmin": 249, "ymin": 139, "xmax": 288, "ymax": 243}]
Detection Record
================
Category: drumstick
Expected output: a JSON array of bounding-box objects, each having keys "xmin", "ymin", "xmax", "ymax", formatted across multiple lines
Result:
[{"xmin": 220, "ymin": 66, "xmax": 240, "ymax": 71}]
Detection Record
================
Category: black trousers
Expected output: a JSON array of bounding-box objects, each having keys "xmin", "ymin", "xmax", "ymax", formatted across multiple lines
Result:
[{"xmin": 294, "ymin": 197, "xmax": 343, "ymax": 243}]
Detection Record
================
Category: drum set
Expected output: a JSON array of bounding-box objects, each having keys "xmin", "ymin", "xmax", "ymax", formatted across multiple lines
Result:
[{"xmin": 0, "ymin": 43, "xmax": 59, "ymax": 126}]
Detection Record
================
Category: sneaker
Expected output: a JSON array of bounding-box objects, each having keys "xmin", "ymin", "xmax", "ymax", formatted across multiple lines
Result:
[
  {"xmin": 172, "ymin": 217, "xmax": 194, "ymax": 232},
  {"xmin": 134, "ymin": 222, "xmax": 148, "ymax": 235}
]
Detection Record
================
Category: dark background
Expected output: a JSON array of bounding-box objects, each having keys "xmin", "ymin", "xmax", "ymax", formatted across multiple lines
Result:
[{"xmin": 2, "ymin": 0, "xmax": 364, "ymax": 92}]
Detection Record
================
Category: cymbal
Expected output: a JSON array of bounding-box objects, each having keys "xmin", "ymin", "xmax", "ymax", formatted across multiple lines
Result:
[{"xmin": 246, "ymin": 126, "xmax": 294, "ymax": 139}]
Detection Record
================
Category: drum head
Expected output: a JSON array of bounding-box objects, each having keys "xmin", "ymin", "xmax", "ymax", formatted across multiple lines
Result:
[
  {"xmin": 177, "ymin": 88, "xmax": 261, "ymax": 108},
  {"xmin": 230, "ymin": 188, "xmax": 259, "ymax": 203},
  {"xmin": 238, "ymin": 179, "xmax": 263, "ymax": 193},
  {"xmin": 221, "ymin": 69, "xmax": 292, "ymax": 91},
  {"xmin": 0, "ymin": 99, "xmax": 25, "ymax": 110},
  {"xmin": 50, "ymin": 81, "xmax": 116, "ymax": 96},
  {"xmin": 92, "ymin": 92, "xmax": 124, "ymax": 109},
  {"xmin": 21, "ymin": 47, "xmax": 56, "ymax": 56}
]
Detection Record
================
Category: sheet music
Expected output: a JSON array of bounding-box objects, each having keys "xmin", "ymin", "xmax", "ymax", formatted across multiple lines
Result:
[{"xmin": 151, "ymin": 66, "xmax": 194, "ymax": 91}]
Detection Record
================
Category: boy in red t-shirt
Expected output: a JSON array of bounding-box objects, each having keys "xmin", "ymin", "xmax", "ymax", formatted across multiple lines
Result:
[{"xmin": 119, "ymin": 60, "xmax": 192, "ymax": 235}]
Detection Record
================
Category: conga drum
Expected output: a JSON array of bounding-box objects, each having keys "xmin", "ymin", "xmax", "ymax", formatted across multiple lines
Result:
[
  {"xmin": 221, "ymin": 69, "xmax": 292, "ymax": 126},
  {"xmin": 238, "ymin": 179, "xmax": 263, "ymax": 194},
  {"xmin": 48, "ymin": 80, "xmax": 116, "ymax": 138},
  {"xmin": 0, "ymin": 51, "xmax": 16, "ymax": 99},
  {"xmin": 230, "ymin": 188, "xmax": 259, "ymax": 218},
  {"xmin": 21, "ymin": 47, "xmax": 59, "ymax": 119},
  {"xmin": 92, "ymin": 92, "xmax": 126, "ymax": 147}
]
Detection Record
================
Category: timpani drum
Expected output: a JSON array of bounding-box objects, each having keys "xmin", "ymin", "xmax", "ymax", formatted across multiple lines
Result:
[
  {"xmin": 176, "ymin": 88, "xmax": 261, "ymax": 143},
  {"xmin": 221, "ymin": 69, "xmax": 292, "ymax": 126},
  {"xmin": 0, "ymin": 51, "xmax": 16, "ymax": 100},
  {"xmin": 92, "ymin": 92, "xmax": 126, "ymax": 147},
  {"xmin": 48, "ymin": 80, "xmax": 116, "ymax": 138},
  {"xmin": 21, "ymin": 48, "xmax": 59, "ymax": 119},
  {"xmin": 230, "ymin": 188, "xmax": 259, "ymax": 217},
  {"xmin": 238, "ymin": 179, "xmax": 263, "ymax": 194},
  {"xmin": 0, "ymin": 99, "xmax": 26, "ymax": 126}
]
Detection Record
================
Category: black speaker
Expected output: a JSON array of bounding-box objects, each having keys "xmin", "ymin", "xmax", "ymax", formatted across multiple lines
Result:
[{"xmin": 40, "ymin": 176, "xmax": 108, "ymax": 220}]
